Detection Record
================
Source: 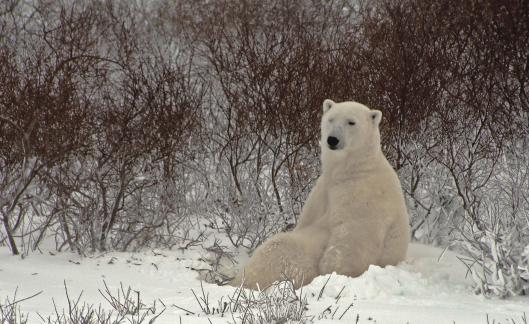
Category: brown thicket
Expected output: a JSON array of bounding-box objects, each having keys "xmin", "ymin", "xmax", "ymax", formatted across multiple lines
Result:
[{"xmin": 0, "ymin": 0, "xmax": 203, "ymax": 253}]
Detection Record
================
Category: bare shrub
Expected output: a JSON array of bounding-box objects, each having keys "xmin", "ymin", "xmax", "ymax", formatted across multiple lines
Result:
[
  {"xmin": 1, "ymin": 0, "xmax": 206, "ymax": 254},
  {"xmin": 36, "ymin": 281, "xmax": 164, "ymax": 324},
  {"xmin": 0, "ymin": 282, "xmax": 163, "ymax": 324},
  {"xmin": 0, "ymin": 0, "xmax": 94, "ymax": 255},
  {"xmin": 231, "ymin": 279, "xmax": 310, "ymax": 324},
  {"xmin": 454, "ymin": 138, "xmax": 529, "ymax": 297},
  {"xmin": 0, "ymin": 289, "xmax": 35, "ymax": 324},
  {"xmin": 181, "ymin": 278, "xmax": 310, "ymax": 324}
]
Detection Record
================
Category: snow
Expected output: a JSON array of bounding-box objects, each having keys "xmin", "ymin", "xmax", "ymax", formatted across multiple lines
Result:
[{"xmin": 0, "ymin": 243, "xmax": 527, "ymax": 323}]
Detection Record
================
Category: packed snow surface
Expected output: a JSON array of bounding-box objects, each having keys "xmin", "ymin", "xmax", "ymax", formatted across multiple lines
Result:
[{"xmin": 0, "ymin": 243, "xmax": 527, "ymax": 323}]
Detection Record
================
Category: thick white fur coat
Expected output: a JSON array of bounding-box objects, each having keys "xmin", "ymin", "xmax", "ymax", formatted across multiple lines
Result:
[{"xmin": 231, "ymin": 100, "xmax": 410, "ymax": 289}]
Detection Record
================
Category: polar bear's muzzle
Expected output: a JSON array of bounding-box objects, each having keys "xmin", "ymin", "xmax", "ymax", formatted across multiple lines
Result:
[{"xmin": 327, "ymin": 136, "xmax": 342, "ymax": 150}]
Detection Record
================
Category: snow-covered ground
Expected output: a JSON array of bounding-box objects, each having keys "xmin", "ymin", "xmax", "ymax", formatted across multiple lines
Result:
[{"xmin": 0, "ymin": 243, "xmax": 527, "ymax": 323}]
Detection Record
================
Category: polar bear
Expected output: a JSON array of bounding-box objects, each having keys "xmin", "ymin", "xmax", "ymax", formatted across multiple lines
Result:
[{"xmin": 231, "ymin": 100, "xmax": 410, "ymax": 289}]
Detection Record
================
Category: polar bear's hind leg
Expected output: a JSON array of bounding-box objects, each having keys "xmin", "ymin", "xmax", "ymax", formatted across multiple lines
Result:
[{"xmin": 233, "ymin": 230, "xmax": 326, "ymax": 289}]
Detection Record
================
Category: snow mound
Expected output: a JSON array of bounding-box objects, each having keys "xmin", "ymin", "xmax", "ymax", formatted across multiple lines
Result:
[
  {"xmin": 308, "ymin": 265, "xmax": 429, "ymax": 300},
  {"xmin": 306, "ymin": 243, "xmax": 470, "ymax": 300}
]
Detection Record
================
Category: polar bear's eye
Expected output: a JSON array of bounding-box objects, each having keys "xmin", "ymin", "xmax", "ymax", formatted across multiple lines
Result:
[{"xmin": 348, "ymin": 121, "xmax": 356, "ymax": 126}]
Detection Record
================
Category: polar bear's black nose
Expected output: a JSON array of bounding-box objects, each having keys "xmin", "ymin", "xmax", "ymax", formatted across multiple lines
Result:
[{"xmin": 327, "ymin": 136, "xmax": 339, "ymax": 148}]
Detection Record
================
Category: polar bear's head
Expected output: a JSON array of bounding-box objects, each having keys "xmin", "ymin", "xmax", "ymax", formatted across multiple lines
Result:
[{"xmin": 320, "ymin": 99, "xmax": 382, "ymax": 156}]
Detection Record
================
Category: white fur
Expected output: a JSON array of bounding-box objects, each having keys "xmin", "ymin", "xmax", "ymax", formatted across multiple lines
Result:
[{"xmin": 231, "ymin": 100, "xmax": 410, "ymax": 289}]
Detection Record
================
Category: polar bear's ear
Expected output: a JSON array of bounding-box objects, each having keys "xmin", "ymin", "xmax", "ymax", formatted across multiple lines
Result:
[
  {"xmin": 323, "ymin": 99, "xmax": 335, "ymax": 113},
  {"xmin": 370, "ymin": 110, "xmax": 382, "ymax": 126}
]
